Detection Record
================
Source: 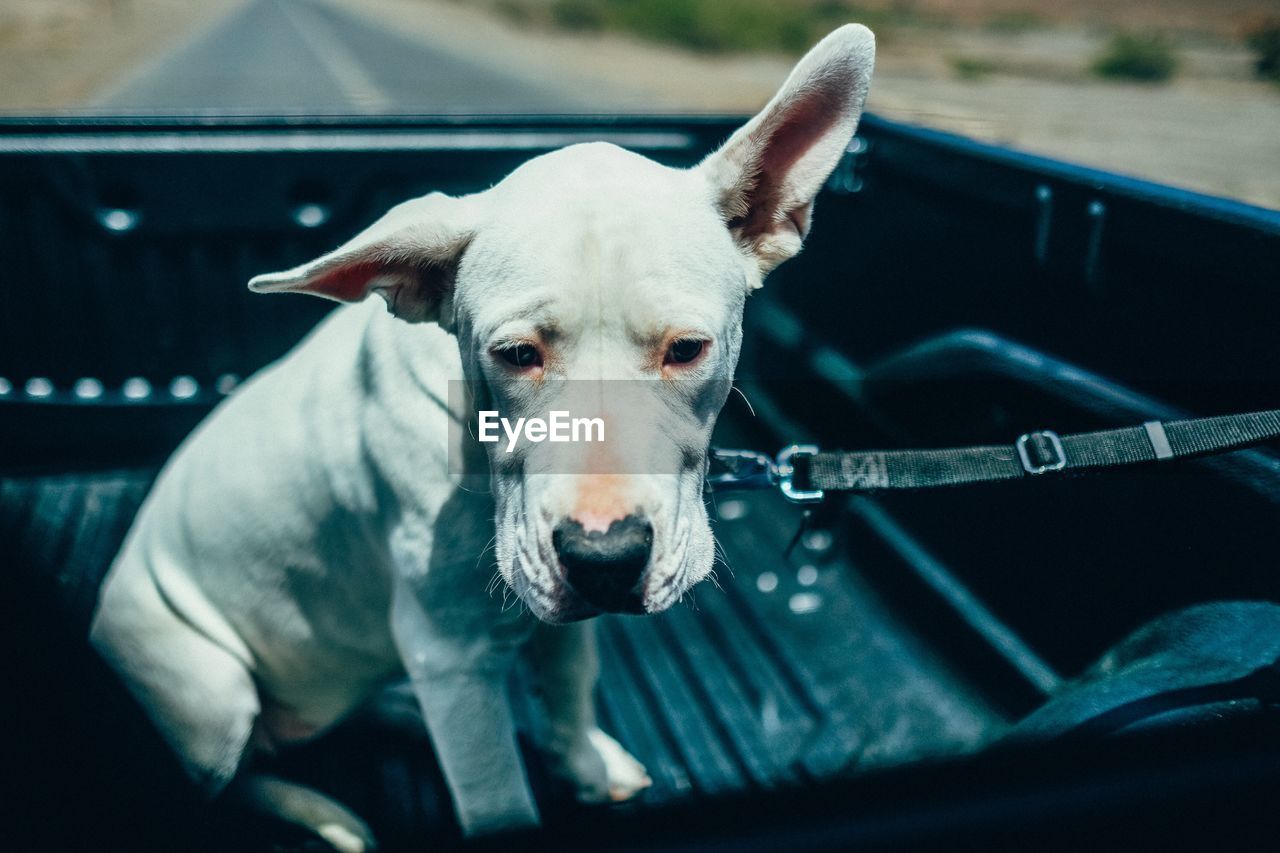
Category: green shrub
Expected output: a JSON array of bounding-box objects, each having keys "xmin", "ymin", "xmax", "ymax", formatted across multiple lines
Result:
[
  {"xmin": 494, "ymin": 0, "xmax": 537, "ymax": 26},
  {"xmin": 615, "ymin": 0, "xmax": 811, "ymax": 53},
  {"xmin": 1092, "ymin": 31, "xmax": 1178, "ymax": 82},
  {"xmin": 985, "ymin": 11, "xmax": 1044, "ymax": 34},
  {"xmin": 1243, "ymin": 18, "xmax": 1280, "ymax": 82},
  {"xmin": 949, "ymin": 55, "xmax": 995, "ymax": 80},
  {"xmin": 551, "ymin": 0, "xmax": 608, "ymax": 31},
  {"xmin": 548, "ymin": 0, "xmax": 856, "ymax": 54}
]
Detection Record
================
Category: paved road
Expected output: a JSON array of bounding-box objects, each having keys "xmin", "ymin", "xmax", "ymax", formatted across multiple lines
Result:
[{"xmin": 96, "ymin": 0, "xmax": 576, "ymax": 113}]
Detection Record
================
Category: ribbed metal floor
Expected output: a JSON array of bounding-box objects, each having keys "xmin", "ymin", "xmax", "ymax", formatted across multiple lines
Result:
[
  {"xmin": 4, "ymin": 469, "xmax": 1003, "ymax": 846},
  {"xmin": 573, "ymin": 489, "xmax": 998, "ymax": 805}
]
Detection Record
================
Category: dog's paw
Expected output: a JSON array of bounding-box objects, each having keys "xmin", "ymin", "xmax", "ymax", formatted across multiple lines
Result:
[
  {"xmin": 548, "ymin": 727, "xmax": 651, "ymax": 804},
  {"xmin": 315, "ymin": 822, "xmax": 376, "ymax": 853},
  {"xmin": 587, "ymin": 728, "xmax": 652, "ymax": 803}
]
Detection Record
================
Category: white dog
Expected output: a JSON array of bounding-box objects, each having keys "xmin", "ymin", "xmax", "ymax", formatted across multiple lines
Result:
[{"xmin": 90, "ymin": 25, "xmax": 873, "ymax": 851}]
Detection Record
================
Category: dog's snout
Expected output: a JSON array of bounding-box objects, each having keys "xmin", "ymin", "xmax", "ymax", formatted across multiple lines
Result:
[{"xmin": 553, "ymin": 515, "xmax": 652, "ymax": 613}]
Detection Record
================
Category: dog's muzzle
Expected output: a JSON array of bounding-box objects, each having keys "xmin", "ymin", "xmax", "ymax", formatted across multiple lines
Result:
[{"xmin": 552, "ymin": 515, "xmax": 652, "ymax": 614}]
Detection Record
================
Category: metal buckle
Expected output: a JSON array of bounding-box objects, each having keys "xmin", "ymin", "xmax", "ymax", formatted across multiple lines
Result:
[
  {"xmin": 1016, "ymin": 430, "xmax": 1067, "ymax": 475},
  {"xmin": 776, "ymin": 444, "xmax": 825, "ymax": 504}
]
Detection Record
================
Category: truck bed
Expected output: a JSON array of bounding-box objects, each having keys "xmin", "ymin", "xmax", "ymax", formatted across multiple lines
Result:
[{"xmin": 4, "ymin": 113, "xmax": 1278, "ymax": 850}]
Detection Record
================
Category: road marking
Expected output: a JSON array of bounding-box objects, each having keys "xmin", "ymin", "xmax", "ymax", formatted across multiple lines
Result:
[
  {"xmin": 280, "ymin": 0, "xmax": 392, "ymax": 112},
  {"xmin": 91, "ymin": 0, "xmax": 254, "ymax": 107}
]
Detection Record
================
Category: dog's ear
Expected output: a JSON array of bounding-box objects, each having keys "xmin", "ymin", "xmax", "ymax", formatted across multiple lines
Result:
[
  {"xmin": 698, "ymin": 24, "xmax": 874, "ymax": 280},
  {"xmin": 248, "ymin": 192, "xmax": 479, "ymax": 325}
]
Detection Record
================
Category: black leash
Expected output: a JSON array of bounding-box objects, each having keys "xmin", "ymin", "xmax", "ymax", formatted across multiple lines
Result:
[{"xmin": 708, "ymin": 408, "xmax": 1280, "ymax": 503}]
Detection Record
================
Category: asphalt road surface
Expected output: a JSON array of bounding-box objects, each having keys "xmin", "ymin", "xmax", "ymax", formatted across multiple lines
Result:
[{"xmin": 96, "ymin": 0, "xmax": 576, "ymax": 113}]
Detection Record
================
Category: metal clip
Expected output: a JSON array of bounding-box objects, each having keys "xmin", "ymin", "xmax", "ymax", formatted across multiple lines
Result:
[
  {"xmin": 776, "ymin": 444, "xmax": 825, "ymax": 504},
  {"xmin": 706, "ymin": 445, "xmax": 826, "ymax": 503},
  {"xmin": 706, "ymin": 448, "xmax": 777, "ymax": 492}
]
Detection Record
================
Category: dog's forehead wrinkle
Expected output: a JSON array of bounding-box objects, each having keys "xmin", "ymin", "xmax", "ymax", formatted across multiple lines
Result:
[
  {"xmin": 481, "ymin": 298, "xmax": 560, "ymax": 342},
  {"xmin": 462, "ymin": 241, "xmax": 740, "ymax": 349}
]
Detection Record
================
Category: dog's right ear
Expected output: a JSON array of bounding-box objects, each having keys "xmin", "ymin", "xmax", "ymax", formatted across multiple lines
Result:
[{"xmin": 248, "ymin": 192, "xmax": 480, "ymax": 326}]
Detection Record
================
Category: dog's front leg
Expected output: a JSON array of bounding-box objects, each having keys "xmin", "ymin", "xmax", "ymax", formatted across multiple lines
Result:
[
  {"xmin": 529, "ymin": 620, "xmax": 651, "ymax": 803},
  {"xmin": 390, "ymin": 569, "xmax": 539, "ymax": 836}
]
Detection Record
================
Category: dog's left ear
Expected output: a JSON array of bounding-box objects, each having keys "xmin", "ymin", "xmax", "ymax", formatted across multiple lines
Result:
[
  {"xmin": 248, "ymin": 192, "xmax": 480, "ymax": 325},
  {"xmin": 698, "ymin": 24, "xmax": 874, "ymax": 281}
]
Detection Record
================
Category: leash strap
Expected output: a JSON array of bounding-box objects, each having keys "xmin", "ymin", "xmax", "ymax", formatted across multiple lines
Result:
[
  {"xmin": 709, "ymin": 409, "xmax": 1280, "ymax": 503},
  {"xmin": 800, "ymin": 408, "xmax": 1280, "ymax": 496}
]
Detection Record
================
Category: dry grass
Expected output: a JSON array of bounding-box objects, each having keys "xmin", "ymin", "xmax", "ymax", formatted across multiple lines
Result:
[{"xmin": 0, "ymin": 0, "xmax": 243, "ymax": 111}]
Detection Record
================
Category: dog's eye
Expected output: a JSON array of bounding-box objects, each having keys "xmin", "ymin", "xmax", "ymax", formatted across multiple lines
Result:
[
  {"xmin": 665, "ymin": 338, "xmax": 706, "ymax": 366},
  {"xmin": 495, "ymin": 343, "xmax": 542, "ymax": 370}
]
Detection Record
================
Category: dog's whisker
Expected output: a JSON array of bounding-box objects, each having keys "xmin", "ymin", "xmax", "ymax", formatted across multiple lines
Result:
[
  {"xmin": 706, "ymin": 567, "xmax": 724, "ymax": 593},
  {"xmin": 681, "ymin": 588, "xmax": 699, "ymax": 612},
  {"xmin": 711, "ymin": 534, "xmax": 735, "ymax": 579},
  {"xmin": 476, "ymin": 533, "xmax": 498, "ymax": 568}
]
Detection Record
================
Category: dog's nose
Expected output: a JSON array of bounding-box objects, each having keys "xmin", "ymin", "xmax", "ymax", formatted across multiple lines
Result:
[{"xmin": 553, "ymin": 515, "xmax": 653, "ymax": 613}]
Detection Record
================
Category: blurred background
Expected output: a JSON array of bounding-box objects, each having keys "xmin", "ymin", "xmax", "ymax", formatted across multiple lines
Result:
[{"xmin": 2, "ymin": 0, "xmax": 1277, "ymax": 206}]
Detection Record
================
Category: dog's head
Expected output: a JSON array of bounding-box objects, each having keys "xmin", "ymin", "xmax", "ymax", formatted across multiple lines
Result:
[{"xmin": 250, "ymin": 26, "xmax": 873, "ymax": 622}]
